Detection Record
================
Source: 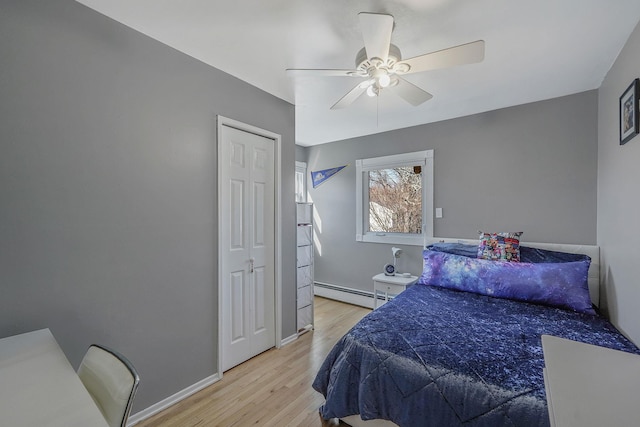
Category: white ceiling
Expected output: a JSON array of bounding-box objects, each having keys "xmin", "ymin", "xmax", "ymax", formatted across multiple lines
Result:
[{"xmin": 75, "ymin": 0, "xmax": 640, "ymax": 146}]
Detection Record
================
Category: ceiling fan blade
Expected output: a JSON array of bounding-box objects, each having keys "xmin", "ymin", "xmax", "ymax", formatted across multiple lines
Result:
[
  {"xmin": 358, "ymin": 12, "xmax": 394, "ymax": 63},
  {"xmin": 286, "ymin": 68, "xmax": 361, "ymax": 77},
  {"xmin": 330, "ymin": 83, "xmax": 368, "ymax": 110},
  {"xmin": 390, "ymin": 77, "xmax": 433, "ymax": 106},
  {"xmin": 399, "ymin": 40, "xmax": 485, "ymax": 74}
]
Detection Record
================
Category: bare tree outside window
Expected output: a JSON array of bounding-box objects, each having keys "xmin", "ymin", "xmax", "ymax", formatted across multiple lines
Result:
[{"xmin": 368, "ymin": 166, "xmax": 422, "ymax": 234}]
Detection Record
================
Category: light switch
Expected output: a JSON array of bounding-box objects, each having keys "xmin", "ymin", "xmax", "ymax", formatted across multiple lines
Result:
[{"xmin": 435, "ymin": 208, "xmax": 443, "ymax": 218}]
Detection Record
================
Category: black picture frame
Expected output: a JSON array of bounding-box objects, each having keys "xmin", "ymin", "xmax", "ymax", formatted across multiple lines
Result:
[{"xmin": 620, "ymin": 78, "xmax": 639, "ymax": 145}]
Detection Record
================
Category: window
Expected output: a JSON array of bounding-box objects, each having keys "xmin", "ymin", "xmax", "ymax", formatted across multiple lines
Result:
[
  {"xmin": 295, "ymin": 161, "xmax": 307, "ymax": 202},
  {"xmin": 356, "ymin": 150, "xmax": 433, "ymax": 246}
]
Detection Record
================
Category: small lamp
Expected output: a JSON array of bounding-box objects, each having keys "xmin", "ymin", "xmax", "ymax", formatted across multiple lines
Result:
[
  {"xmin": 392, "ymin": 246, "xmax": 402, "ymax": 263},
  {"xmin": 392, "ymin": 246, "xmax": 403, "ymax": 271}
]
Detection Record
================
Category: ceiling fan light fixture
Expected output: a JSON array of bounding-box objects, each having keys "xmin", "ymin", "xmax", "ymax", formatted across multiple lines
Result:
[
  {"xmin": 378, "ymin": 73, "xmax": 391, "ymax": 88},
  {"xmin": 370, "ymin": 57, "xmax": 384, "ymax": 68},
  {"xmin": 393, "ymin": 62, "xmax": 411, "ymax": 74},
  {"xmin": 366, "ymin": 85, "xmax": 378, "ymax": 97}
]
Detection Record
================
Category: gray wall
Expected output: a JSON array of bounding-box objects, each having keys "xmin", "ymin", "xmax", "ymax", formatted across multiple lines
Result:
[
  {"xmin": 306, "ymin": 91, "xmax": 598, "ymax": 292},
  {"xmin": 597, "ymin": 19, "xmax": 640, "ymax": 344},
  {"xmin": 295, "ymin": 144, "xmax": 307, "ymax": 163},
  {"xmin": 0, "ymin": 0, "xmax": 296, "ymax": 412}
]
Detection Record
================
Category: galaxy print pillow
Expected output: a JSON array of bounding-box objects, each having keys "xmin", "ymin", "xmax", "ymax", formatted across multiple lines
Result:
[
  {"xmin": 477, "ymin": 231, "xmax": 523, "ymax": 262},
  {"xmin": 418, "ymin": 250, "xmax": 595, "ymax": 315},
  {"xmin": 428, "ymin": 242, "xmax": 590, "ymax": 264}
]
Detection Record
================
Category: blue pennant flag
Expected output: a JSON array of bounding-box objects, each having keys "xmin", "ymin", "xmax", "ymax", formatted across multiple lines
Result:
[{"xmin": 311, "ymin": 164, "xmax": 348, "ymax": 188}]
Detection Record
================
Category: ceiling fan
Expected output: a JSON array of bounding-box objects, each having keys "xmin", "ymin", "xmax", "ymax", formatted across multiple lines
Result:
[{"xmin": 287, "ymin": 12, "xmax": 485, "ymax": 110}]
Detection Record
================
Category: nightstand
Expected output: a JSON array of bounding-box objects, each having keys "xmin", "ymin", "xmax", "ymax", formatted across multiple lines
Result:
[{"xmin": 372, "ymin": 273, "xmax": 418, "ymax": 309}]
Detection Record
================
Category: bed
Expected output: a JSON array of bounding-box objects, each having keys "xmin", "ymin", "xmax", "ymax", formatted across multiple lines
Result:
[{"xmin": 313, "ymin": 240, "xmax": 640, "ymax": 427}]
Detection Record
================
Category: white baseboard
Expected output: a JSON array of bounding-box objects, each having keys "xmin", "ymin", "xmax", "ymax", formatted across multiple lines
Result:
[
  {"xmin": 281, "ymin": 333, "xmax": 298, "ymax": 346},
  {"xmin": 314, "ymin": 281, "xmax": 374, "ymax": 309},
  {"xmin": 129, "ymin": 288, "xmax": 369, "ymax": 426},
  {"xmin": 127, "ymin": 373, "xmax": 220, "ymax": 426},
  {"xmin": 128, "ymin": 331, "xmax": 298, "ymax": 426}
]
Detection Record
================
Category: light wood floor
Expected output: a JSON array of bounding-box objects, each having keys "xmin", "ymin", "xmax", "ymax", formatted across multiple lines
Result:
[{"xmin": 136, "ymin": 297, "xmax": 371, "ymax": 427}]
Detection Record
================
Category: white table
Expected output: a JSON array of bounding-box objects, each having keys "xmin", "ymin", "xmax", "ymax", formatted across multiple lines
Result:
[
  {"xmin": 0, "ymin": 328, "xmax": 109, "ymax": 427},
  {"xmin": 372, "ymin": 273, "xmax": 418, "ymax": 309},
  {"xmin": 542, "ymin": 334, "xmax": 640, "ymax": 427}
]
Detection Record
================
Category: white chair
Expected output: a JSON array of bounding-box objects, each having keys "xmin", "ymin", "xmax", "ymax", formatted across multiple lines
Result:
[{"xmin": 77, "ymin": 344, "xmax": 140, "ymax": 427}]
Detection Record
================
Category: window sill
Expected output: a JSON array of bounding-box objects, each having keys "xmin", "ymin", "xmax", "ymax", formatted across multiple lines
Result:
[{"xmin": 356, "ymin": 233, "xmax": 424, "ymax": 246}]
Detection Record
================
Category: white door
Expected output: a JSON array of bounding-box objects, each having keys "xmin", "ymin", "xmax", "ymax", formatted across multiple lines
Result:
[{"xmin": 220, "ymin": 124, "xmax": 275, "ymax": 372}]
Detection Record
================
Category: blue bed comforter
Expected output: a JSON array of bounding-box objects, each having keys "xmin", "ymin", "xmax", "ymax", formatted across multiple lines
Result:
[{"xmin": 313, "ymin": 284, "xmax": 639, "ymax": 426}]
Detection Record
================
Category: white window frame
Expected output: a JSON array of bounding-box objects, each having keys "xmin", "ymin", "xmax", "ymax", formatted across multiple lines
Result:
[
  {"xmin": 295, "ymin": 161, "xmax": 307, "ymax": 203},
  {"xmin": 356, "ymin": 150, "xmax": 433, "ymax": 246}
]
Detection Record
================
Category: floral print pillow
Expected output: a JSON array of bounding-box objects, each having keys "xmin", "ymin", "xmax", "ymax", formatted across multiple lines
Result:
[{"xmin": 477, "ymin": 231, "xmax": 523, "ymax": 262}]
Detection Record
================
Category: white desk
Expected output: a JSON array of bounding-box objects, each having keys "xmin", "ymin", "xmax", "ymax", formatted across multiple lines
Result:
[
  {"xmin": 542, "ymin": 334, "xmax": 640, "ymax": 427},
  {"xmin": 0, "ymin": 328, "xmax": 109, "ymax": 427},
  {"xmin": 372, "ymin": 273, "xmax": 418, "ymax": 309}
]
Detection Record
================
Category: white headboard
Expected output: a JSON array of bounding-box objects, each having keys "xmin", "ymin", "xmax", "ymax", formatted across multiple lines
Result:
[{"xmin": 424, "ymin": 238, "xmax": 600, "ymax": 307}]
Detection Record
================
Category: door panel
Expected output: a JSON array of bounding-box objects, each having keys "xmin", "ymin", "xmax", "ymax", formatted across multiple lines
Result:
[
  {"xmin": 230, "ymin": 271, "xmax": 246, "ymax": 343},
  {"xmin": 230, "ymin": 180, "xmax": 244, "ymax": 249},
  {"xmin": 221, "ymin": 124, "xmax": 275, "ymax": 372},
  {"xmin": 231, "ymin": 142, "xmax": 245, "ymax": 167},
  {"xmin": 254, "ymin": 266, "xmax": 266, "ymax": 333},
  {"xmin": 253, "ymin": 182, "xmax": 265, "ymax": 247}
]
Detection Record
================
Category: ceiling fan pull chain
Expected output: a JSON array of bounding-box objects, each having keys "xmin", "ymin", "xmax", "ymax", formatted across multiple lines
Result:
[{"xmin": 376, "ymin": 94, "xmax": 379, "ymax": 128}]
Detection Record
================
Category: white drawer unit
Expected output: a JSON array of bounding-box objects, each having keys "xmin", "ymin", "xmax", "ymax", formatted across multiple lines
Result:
[
  {"xmin": 297, "ymin": 304, "xmax": 313, "ymax": 331},
  {"xmin": 296, "ymin": 203, "xmax": 314, "ymax": 333},
  {"xmin": 297, "ymin": 285, "xmax": 314, "ymax": 313},
  {"xmin": 297, "ymin": 265, "xmax": 312, "ymax": 288},
  {"xmin": 372, "ymin": 273, "xmax": 418, "ymax": 309},
  {"xmin": 296, "ymin": 245, "xmax": 313, "ymax": 268},
  {"xmin": 296, "ymin": 202, "xmax": 313, "ymax": 225},
  {"xmin": 296, "ymin": 225, "xmax": 312, "ymax": 246}
]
